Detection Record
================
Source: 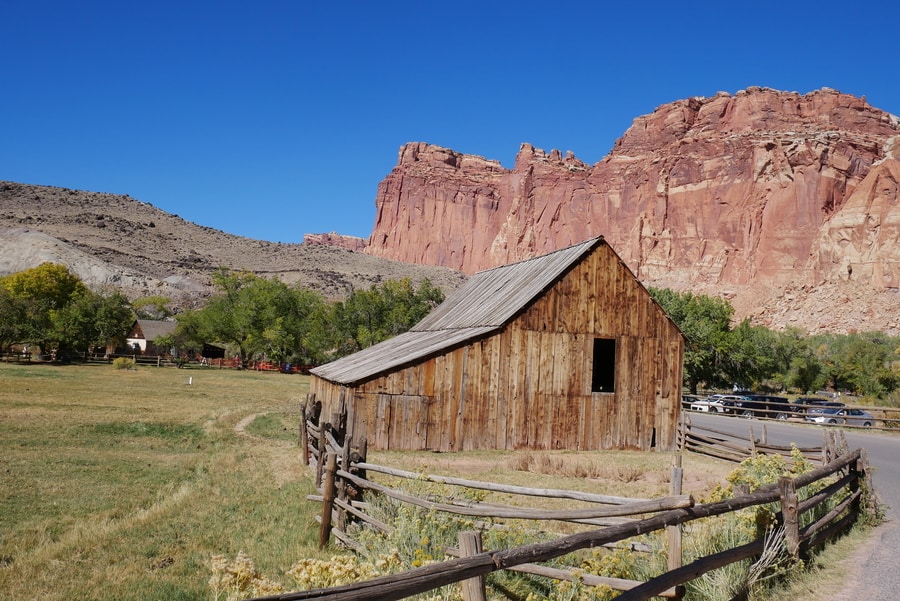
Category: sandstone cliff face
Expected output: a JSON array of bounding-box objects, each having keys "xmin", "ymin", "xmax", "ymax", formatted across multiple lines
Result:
[
  {"xmin": 303, "ymin": 232, "xmax": 368, "ymax": 253},
  {"xmin": 362, "ymin": 88, "xmax": 900, "ymax": 334}
]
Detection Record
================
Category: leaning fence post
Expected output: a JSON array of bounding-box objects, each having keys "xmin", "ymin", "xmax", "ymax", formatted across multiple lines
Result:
[
  {"xmin": 458, "ymin": 531, "xmax": 487, "ymax": 601},
  {"xmin": 778, "ymin": 476, "xmax": 800, "ymax": 558},
  {"xmin": 318, "ymin": 452, "xmax": 338, "ymax": 550},
  {"xmin": 667, "ymin": 453, "xmax": 684, "ymax": 572}
]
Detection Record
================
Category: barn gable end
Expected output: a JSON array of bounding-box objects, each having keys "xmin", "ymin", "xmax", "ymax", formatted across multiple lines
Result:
[{"xmin": 310, "ymin": 237, "xmax": 684, "ymax": 452}]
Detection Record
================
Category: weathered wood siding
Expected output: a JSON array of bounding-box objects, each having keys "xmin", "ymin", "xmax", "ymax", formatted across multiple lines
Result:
[{"xmin": 309, "ymin": 243, "xmax": 683, "ymax": 451}]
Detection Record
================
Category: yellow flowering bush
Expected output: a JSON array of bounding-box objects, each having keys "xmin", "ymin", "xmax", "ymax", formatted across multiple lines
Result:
[
  {"xmin": 208, "ymin": 551, "xmax": 285, "ymax": 601},
  {"xmin": 286, "ymin": 551, "xmax": 402, "ymax": 588}
]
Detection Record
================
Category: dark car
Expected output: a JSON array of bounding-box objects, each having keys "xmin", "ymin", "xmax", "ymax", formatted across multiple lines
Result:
[{"xmin": 735, "ymin": 395, "xmax": 792, "ymax": 420}]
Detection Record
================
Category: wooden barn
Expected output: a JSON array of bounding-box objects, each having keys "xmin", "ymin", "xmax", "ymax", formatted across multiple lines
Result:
[{"xmin": 309, "ymin": 236, "xmax": 685, "ymax": 452}]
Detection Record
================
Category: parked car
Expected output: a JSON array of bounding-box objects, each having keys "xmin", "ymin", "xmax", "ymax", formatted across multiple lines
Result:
[
  {"xmin": 690, "ymin": 394, "xmax": 747, "ymax": 413},
  {"xmin": 682, "ymin": 395, "xmax": 702, "ymax": 410},
  {"xmin": 795, "ymin": 398, "xmax": 846, "ymax": 417},
  {"xmin": 806, "ymin": 407, "xmax": 875, "ymax": 427},
  {"xmin": 734, "ymin": 395, "xmax": 792, "ymax": 419}
]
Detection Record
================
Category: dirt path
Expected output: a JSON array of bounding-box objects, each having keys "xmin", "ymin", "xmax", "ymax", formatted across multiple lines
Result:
[
  {"xmin": 234, "ymin": 412, "xmax": 261, "ymax": 437},
  {"xmin": 232, "ymin": 411, "xmax": 304, "ymax": 487}
]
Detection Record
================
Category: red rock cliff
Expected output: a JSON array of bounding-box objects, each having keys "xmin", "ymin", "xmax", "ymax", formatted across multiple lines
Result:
[{"xmin": 362, "ymin": 88, "xmax": 900, "ymax": 333}]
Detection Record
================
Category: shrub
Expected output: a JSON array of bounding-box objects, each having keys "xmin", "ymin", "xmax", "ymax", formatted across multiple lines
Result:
[
  {"xmin": 112, "ymin": 357, "xmax": 136, "ymax": 370},
  {"xmin": 209, "ymin": 552, "xmax": 285, "ymax": 601}
]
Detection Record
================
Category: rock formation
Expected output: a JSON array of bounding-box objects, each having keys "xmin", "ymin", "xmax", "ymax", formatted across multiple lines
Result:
[
  {"xmin": 356, "ymin": 88, "xmax": 900, "ymax": 334},
  {"xmin": 303, "ymin": 232, "xmax": 368, "ymax": 252}
]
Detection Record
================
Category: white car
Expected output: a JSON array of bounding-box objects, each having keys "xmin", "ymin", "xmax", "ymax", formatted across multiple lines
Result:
[{"xmin": 689, "ymin": 394, "xmax": 747, "ymax": 413}]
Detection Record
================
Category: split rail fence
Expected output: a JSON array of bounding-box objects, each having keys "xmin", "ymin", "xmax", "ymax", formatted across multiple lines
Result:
[
  {"xmin": 257, "ymin": 396, "xmax": 878, "ymax": 601},
  {"xmin": 676, "ymin": 412, "xmax": 852, "ymax": 466}
]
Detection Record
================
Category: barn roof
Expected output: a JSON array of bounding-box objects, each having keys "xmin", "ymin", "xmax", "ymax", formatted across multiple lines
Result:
[{"xmin": 310, "ymin": 236, "xmax": 605, "ymax": 385}]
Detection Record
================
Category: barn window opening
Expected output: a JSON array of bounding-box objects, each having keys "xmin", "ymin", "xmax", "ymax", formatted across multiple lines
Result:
[{"xmin": 591, "ymin": 338, "xmax": 616, "ymax": 393}]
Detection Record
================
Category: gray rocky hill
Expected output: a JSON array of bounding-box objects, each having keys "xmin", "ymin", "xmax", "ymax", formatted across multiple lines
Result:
[{"xmin": 0, "ymin": 181, "xmax": 466, "ymax": 309}]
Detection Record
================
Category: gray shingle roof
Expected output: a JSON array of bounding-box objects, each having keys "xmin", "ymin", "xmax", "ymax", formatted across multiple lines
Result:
[
  {"xmin": 133, "ymin": 319, "xmax": 177, "ymax": 341},
  {"xmin": 310, "ymin": 237, "xmax": 604, "ymax": 385}
]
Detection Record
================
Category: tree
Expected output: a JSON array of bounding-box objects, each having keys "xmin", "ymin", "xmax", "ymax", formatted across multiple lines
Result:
[
  {"xmin": 329, "ymin": 278, "xmax": 444, "ymax": 356},
  {"xmin": 178, "ymin": 269, "xmax": 329, "ymax": 364},
  {"xmin": 650, "ymin": 288, "xmax": 735, "ymax": 393},
  {"xmin": 770, "ymin": 328, "xmax": 825, "ymax": 393},
  {"xmin": 131, "ymin": 295, "xmax": 174, "ymax": 320},
  {"xmin": 0, "ymin": 263, "xmax": 90, "ymax": 352},
  {"xmin": 50, "ymin": 289, "xmax": 134, "ymax": 357},
  {"xmin": 723, "ymin": 319, "xmax": 778, "ymax": 390},
  {"xmin": 822, "ymin": 332, "xmax": 899, "ymax": 397},
  {"xmin": 0, "ymin": 286, "xmax": 28, "ymax": 353}
]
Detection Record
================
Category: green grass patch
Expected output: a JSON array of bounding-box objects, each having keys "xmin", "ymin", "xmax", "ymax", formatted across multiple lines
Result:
[
  {"xmin": 93, "ymin": 421, "xmax": 205, "ymax": 441},
  {"xmin": 246, "ymin": 412, "xmax": 299, "ymax": 442},
  {"xmin": 0, "ymin": 362, "xmax": 317, "ymax": 601}
]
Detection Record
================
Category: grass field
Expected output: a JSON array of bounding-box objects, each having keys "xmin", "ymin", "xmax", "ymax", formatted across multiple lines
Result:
[
  {"xmin": 1, "ymin": 362, "xmax": 868, "ymax": 601},
  {"xmin": 0, "ymin": 362, "xmax": 320, "ymax": 601}
]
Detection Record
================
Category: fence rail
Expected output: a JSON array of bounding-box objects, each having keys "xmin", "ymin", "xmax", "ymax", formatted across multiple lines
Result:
[
  {"xmin": 263, "ymin": 395, "xmax": 877, "ymax": 601},
  {"xmin": 677, "ymin": 412, "xmax": 855, "ymax": 467}
]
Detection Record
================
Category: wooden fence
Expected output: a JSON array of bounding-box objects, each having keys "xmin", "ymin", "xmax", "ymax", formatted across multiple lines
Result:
[
  {"xmin": 675, "ymin": 412, "xmax": 852, "ymax": 466},
  {"xmin": 258, "ymin": 397, "xmax": 877, "ymax": 601}
]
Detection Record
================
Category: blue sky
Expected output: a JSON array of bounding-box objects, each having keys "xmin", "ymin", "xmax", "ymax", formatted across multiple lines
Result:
[{"xmin": 3, "ymin": 0, "xmax": 898, "ymax": 242}]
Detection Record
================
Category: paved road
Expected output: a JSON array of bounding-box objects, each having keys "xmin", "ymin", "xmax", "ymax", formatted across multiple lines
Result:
[{"xmin": 691, "ymin": 413, "xmax": 899, "ymax": 599}]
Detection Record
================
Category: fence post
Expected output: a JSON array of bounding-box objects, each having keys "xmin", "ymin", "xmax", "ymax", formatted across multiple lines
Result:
[
  {"xmin": 337, "ymin": 435, "xmax": 352, "ymax": 532},
  {"xmin": 778, "ymin": 476, "xmax": 800, "ymax": 558},
  {"xmin": 318, "ymin": 452, "xmax": 338, "ymax": 550},
  {"xmin": 300, "ymin": 396, "xmax": 309, "ymax": 466},
  {"xmin": 748, "ymin": 425, "xmax": 756, "ymax": 455},
  {"xmin": 855, "ymin": 448, "xmax": 878, "ymax": 521},
  {"xmin": 667, "ymin": 454, "xmax": 684, "ymax": 572},
  {"xmin": 458, "ymin": 531, "xmax": 487, "ymax": 601}
]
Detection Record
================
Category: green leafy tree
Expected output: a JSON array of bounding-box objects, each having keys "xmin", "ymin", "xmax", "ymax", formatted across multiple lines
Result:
[
  {"xmin": 176, "ymin": 269, "xmax": 329, "ymax": 364},
  {"xmin": 650, "ymin": 288, "xmax": 734, "ymax": 393},
  {"xmin": 131, "ymin": 295, "xmax": 174, "ymax": 320},
  {"xmin": 329, "ymin": 278, "xmax": 444, "ymax": 356},
  {"xmin": 0, "ymin": 286, "xmax": 28, "ymax": 352},
  {"xmin": 723, "ymin": 320, "xmax": 778, "ymax": 390},
  {"xmin": 50, "ymin": 289, "xmax": 134, "ymax": 357},
  {"xmin": 819, "ymin": 332, "xmax": 899, "ymax": 397},
  {"xmin": 0, "ymin": 263, "xmax": 90, "ymax": 352},
  {"xmin": 770, "ymin": 328, "xmax": 825, "ymax": 393}
]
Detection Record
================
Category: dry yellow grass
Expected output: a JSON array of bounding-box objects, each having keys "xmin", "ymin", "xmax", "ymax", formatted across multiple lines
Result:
[{"xmin": 0, "ymin": 362, "xmax": 319, "ymax": 601}]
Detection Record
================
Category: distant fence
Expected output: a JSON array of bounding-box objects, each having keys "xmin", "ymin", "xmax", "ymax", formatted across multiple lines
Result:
[
  {"xmin": 84, "ymin": 352, "xmax": 312, "ymax": 372},
  {"xmin": 253, "ymin": 395, "xmax": 878, "ymax": 601},
  {"xmin": 675, "ymin": 412, "xmax": 846, "ymax": 466}
]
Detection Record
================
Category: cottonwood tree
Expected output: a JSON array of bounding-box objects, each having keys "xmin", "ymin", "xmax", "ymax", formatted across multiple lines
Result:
[
  {"xmin": 177, "ymin": 269, "xmax": 328, "ymax": 364},
  {"xmin": 650, "ymin": 287, "xmax": 736, "ymax": 393},
  {"xmin": 0, "ymin": 264, "xmax": 133, "ymax": 357},
  {"xmin": 328, "ymin": 278, "xmax": 444, "ymax": 356},
  {"xmin": 0, "ymin": 263, "xmax": 90, "ymax": 353},
  {"xmin": 50, "ymin": 289, "xmax": 134, "ymax": 357}
]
